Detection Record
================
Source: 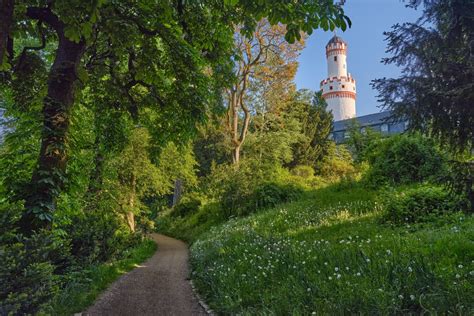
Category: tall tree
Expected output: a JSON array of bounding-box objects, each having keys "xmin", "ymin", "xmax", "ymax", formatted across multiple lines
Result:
[
  {"xmin": 1, "ymin": 1, "xmax": 350, "ymax": 232},
  {"xmin": 289, "ymin": 90, "xmax": 333, "ymax": 171},
  {"xmin": 226, "ymin": 20, "xmax": 304, "ymax": 164},
  {"xmin": 372, "ymin": 0, "xmax": 474, "ymax": 152}
]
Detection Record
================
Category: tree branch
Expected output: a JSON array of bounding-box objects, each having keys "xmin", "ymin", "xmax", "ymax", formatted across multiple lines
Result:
[
  {"xmin": 16, "ymin": 23, "xmax": 47, "ymax": 70},
  {"xmin": 26, "ymin": 6, "xmax": 62, "ymax": 31}
]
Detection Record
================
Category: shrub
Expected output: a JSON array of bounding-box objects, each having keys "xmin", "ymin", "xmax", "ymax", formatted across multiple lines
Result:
[
  {"xmin": 67, "ymin": 209, "xmax": 139, "ymax": 266},
  {"xmin": 365, "ymin": 134, "xmax": 446, "ymax": 186},
  {"xmin": 201, "ymin": 160, "xmax": 305, "ymax": 218},
  {"xmin": 382, "ymin": 186, "xmax": 465, "ymax": 224},
  {"xmin": 319, "ymin": 144, "xmax": 356, "ymax": 181},
  {"xmin": 0, "ymin": 234, "xmax": 58, "ymax": 315},
  {"xmin": 0, "ymin": 201, "xmax": 58, "ymax": 315},
  {"xmin": 222, "ymin": 182, "xmax": 304, "ymax": 217},
  {"xmin": 171, "ymin": 195, "xmax": 202, "ymax": 217},
  {"xmin": 246, "ymin": 183, "xmax": 304, "ymax": 213},
  {"xmin": 291, "ymin": 165, "xmax": 315, "ymax": 178}
]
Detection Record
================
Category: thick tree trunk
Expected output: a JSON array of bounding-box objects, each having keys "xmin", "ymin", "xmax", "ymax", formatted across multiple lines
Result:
[
  {"xmin": 20, "ymin": 8, "xmax": 86, "ymax": 233},
  {"xmin": 0, "ymin": 0, "xmax": 14, "ymax": 68}
]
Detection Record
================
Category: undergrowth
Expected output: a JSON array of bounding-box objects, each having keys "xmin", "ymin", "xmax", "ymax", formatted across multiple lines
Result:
[
  {"xmin": 161, "ymin": 185, "xmax": 474, "ymax": 314},
  {"xmin": 44, "ymin": 238, "xmax": 157, "ymax": 315}
]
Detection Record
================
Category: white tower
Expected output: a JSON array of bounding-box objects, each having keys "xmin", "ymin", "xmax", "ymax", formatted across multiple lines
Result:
[{"xmin": 320, "ymin": 35, "xmax": 356, "ymax": 121}]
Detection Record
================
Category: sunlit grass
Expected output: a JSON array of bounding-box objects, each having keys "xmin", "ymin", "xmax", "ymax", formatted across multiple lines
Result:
[{"xmin": 180, "ymin": 186, "xmax": 474, "ymax": 314}]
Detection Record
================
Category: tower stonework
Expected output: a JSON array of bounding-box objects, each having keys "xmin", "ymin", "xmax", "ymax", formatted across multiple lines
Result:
[{"xmin": 320, "ymin": 35, "xmax": 356, "ymax": 121}]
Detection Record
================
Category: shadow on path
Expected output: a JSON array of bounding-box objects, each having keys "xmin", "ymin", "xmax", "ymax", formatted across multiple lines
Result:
[{"xmin": 85, "ymin": 234, "xmax": 206, "ymax": 316}]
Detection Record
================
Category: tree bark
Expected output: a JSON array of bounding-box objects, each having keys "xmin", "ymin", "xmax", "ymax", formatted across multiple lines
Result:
[
  {"xmin": 127, "ymin": 173, "xmax": 137, "ymax": 232},
  {"xmin": 0, "ymin": 0, "xmax": 14, "ymax": 67},
  {"xmin": 232, "ymin": 144, "xmax": 241, "ymax": 164},
  {"xmin": 172, "ymin": 178, "xmax": 183, "ymax": 206},
  {"xmin": 19, "ymin": 7, "xmax": 86, "ymax": 233}
]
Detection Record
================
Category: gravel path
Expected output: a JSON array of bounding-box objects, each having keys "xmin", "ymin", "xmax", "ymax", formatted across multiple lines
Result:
[{"xmin": 85, "ymin": 233, "xmax": 206, "ymax": 316}]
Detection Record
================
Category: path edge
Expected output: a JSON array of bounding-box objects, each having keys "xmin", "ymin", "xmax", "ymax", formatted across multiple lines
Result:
[{"xmin": 190, "ymin": 279, "xmax": 214, "ymax": 315}]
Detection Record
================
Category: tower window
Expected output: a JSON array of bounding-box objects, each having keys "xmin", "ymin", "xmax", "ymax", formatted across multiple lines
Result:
[
  {"xmin": 334, "ymin": 56, "xmax": 337, "ymax": 62},
  {"xmin": 342, "ymin": 85, "xmax": 345, "ymax": 88},
  {"xmin": 329, "ymin": 86, "xmax": 333, "ymax": 90}
]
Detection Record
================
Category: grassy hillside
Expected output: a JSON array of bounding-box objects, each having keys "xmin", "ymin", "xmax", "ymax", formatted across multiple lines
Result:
[{"xmin": 159, "ymin": 185, "xmax": 474, "ymax": 314}]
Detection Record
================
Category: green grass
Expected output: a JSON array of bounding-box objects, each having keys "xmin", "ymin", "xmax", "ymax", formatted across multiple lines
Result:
[
  {"xmin": 45, "ymin": 238, "xmax": 157, "ymax": 315},
  {"xmin": 161, "ymin": 185, "xmax": 474, "ymax": 314}
]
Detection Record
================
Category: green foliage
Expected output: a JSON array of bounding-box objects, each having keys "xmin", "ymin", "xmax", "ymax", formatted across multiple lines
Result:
[
  {"xmin": 171, "ymin": 195, "xmax": 202, "ymax": 218},
  {"xmin": 345, "ymin": 119, "xmax": 381, "ymax": 163},
  {"xmin": 203, "ymin": 160, "xmax": 302, "ymax": 218},
  {"xmin": 46, "ymin": 238, "xmax": 156, "ymax": 315},
  {"xmin": 156, "ymin": 142, "xmax": 198, "ymax": 191},
  {"xmin": 365, "ymin": 134, "xmax": 447, "ymax": 186},
  {"xmin": 373, "ymin": 0, "xmax": 474, "ymax": 152},
  {"xmin": 242, "ymin": 182, "xmax": 303, "ymax": 215},
  {"xmin": 289, "ymin": 90, "xmax": 333, "ymax": 170},
  {"xmin": 66, "ymin": 210, "xmax": 140, "ymax": 265},
  {"xmin": 319, "ymin": 143, "xmax": 356, "ymax": 181},
  {"xmin": 1, "ymin": 0, "xmax": 354, "ymax": 313},
  {"xmin": 188, "ymin": 185, "xmax": 473, "ymax": 314},
  {"xmin": 0, "ymin": 202, "xmax": 58, "ymax": 314},
  {"xmin": 291, "ymin": 165, "xmax": 315, "ymax": 179},
  {"xmin": 445, "ymin": 158, "xmax": 474, "ymax": 213},
  {"xmin": 382, "ymin": 185, "xmax": 466, "ymax": 224}
]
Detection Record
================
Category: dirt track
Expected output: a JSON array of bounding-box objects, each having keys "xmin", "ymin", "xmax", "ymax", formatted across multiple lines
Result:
[{"xmin": 85, "ymin": 233, "xmax": 206, "ymax": 316}]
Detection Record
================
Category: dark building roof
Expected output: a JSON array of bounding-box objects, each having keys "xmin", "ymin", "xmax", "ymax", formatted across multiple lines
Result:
[
  {"xmin": 327, "ymin": 35, "xmax": 347, "ymax": 46},
  {"xmin": 331, "ymin": 111, "xmax": 408, "ymax": 144},
  {"xmin": 333, "ymin": 111, "xmax": 398, "ymax": 132}
]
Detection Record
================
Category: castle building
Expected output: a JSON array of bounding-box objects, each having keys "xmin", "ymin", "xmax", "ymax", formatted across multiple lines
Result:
[
  {"xmin": 320, "ymin": 35, "xmax": 356, "ymax": 121},
  {"xmin": 320, "ymin": 35, "xmax": 408, "ymax": 143},
  {"xmin": 331, "ymin": 111, "xmax": 408, "ymax": 144}
]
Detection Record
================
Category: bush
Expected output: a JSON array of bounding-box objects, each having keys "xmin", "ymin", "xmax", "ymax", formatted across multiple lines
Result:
[
  {"xmin": 0, "ymin": 201, "xmax": 59, "ymax": 315},
  {"xmin": 171, "ymin": 196, "xmax": 202, "ymax": 217},
  {"xmin": 246, "ymin": 183, "xmax": 304, "ymax": 213},
  {"xmin": 0, "ymin": 233, "xmax": 58, "ymax": 315},
  {"xmin": 366, "ymin": 134, "xmax": 446, "ymax": 186},
  {"xmin": 67, "ymin": 209, "xmax": 139, "ymax": 266},
  {"xmin": 382, "ymin": 186, "xmax": 465, "ymax": 224},
  {"xmin": 291, "ymin": 165, "xmax": 315, "ymax": 178},
  {"xmin": 201, "ymin": 160, "xmax": 305, "ymax": 218},
  {"xmin": 223, "ymin": 182, "xmax": 304, "ymax": 217},
  {"xmin": 319, "ymin": 144, "xmax": 356, "ymax": 181}
]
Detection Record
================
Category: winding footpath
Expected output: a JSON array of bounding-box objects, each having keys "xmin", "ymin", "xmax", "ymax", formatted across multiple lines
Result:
[{"xmin": 85, "ymin": 233, "xmax": 206, "ymax": 316}]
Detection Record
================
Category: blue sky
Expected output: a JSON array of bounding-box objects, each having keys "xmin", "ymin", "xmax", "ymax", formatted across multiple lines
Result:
[{"xmin": 295, "ymin": 0, "xmax": 421, "ymax": 116}]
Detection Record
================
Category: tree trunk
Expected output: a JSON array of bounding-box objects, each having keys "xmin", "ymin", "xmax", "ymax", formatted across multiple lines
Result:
[
  {"xmin": 0, "ymin": 0, "xmax": 14, "ymax": 68},
  {"xmin": 172, "ymin": 178, "xmax": 183, "ymax": 206},
  {"xmin": 127, "ymin": 173, "xmax": 137, "ymax": 232},
  {"xmin": 20, "ymin": 8, "xmax": 86, "ymax": 233},
  {"xmin": 232, "ymin": 145, "xmax": 241, "ymax": 164},
  {"xmin": 126, "ymin": 211, "xmax": 135, "ymax": 233}
]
